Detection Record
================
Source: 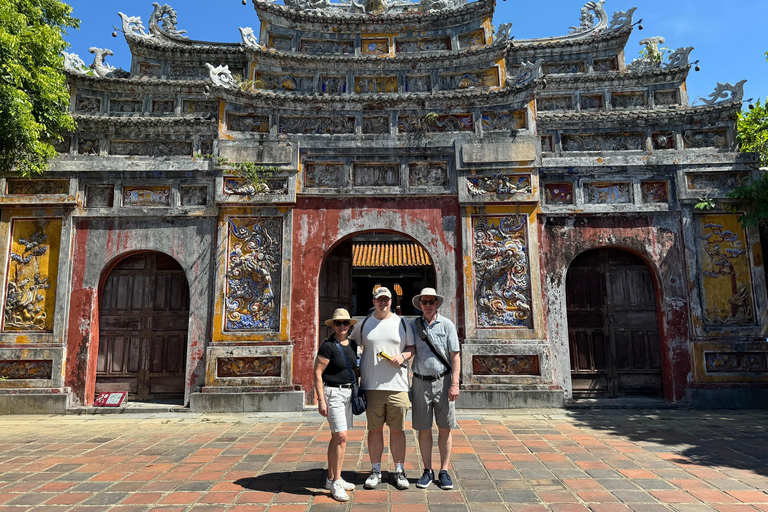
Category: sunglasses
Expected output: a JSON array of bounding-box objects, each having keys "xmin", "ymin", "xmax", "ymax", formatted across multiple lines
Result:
[
  {"xmin": 334, "ymin": 320, "xmax": 351, "ymax": 327},
  {"xmin": 420, "ymin": 299, "xmax": 437, "ymax": 306}
]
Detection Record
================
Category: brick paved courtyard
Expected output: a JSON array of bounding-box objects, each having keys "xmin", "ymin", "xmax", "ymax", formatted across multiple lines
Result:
[{"xmin": 0, "ymin": 409, "xmax": 766, "ymax": 512}]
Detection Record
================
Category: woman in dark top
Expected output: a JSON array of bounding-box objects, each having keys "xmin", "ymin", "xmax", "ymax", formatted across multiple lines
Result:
[{"xmin": 313, "ymin": 308, "xmax": 358, "ymax": 502}]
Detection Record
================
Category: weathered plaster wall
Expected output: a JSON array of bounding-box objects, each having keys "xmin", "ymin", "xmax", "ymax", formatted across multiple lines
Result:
[
  {"xmin": 539, "ymin": 213, "xmax": 691, "ymax": 401},
  {"xmin": 65, "ymin": 217, "xmax": 215, "ymax": 405},
  {"xmin": 291, "ymin": 196, "xmax": 462, "ymax": 402}
]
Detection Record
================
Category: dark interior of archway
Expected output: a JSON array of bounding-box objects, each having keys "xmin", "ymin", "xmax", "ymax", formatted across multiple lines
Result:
[
  {"xmin": 566, "ymin": 249, "xmax": 663, "ymax": 399},
  {"xmin": 96, "ymin": 252, "xmax": 189, "ymax": 404},
  {"xmin": 318, "ymin": 233, "xmax": 435, "ymax": 341}
]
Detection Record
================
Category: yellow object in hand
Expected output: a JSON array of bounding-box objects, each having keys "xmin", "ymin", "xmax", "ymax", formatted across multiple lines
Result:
[{"xmin": 377, "ymin": 351, "xmax": 393, "ymax": 361}]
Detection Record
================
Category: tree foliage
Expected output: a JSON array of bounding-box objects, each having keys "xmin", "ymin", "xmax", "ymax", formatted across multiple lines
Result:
[
  {"xmin": 0, "ymin": 0, "xmax": 79, "ymax": 176},
  {"xmin": 737, "ymin": 98, "xmax": 768, "ymax": 168}
]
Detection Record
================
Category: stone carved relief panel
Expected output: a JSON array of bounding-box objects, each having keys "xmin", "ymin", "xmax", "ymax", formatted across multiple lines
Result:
[
  {"xmin": 361, "ymin": 39, "xmax": 389, "ymax": 55},
  {"xmin": 354, "ymin": 76, "xmax": 397, "ymax": 93},
  {"xmin": 641, "ymin": 181, "xmax": 668, "ymax": 203},
  {"xmin": 304, "ymin": 162, "xmax": 345, "ymax": 188},
  {"xmin": 538, "ymin": 96, "xmax": 574, "ymax": 111},
  {"xmin": 363, "ymin": 116, "xmax": 389, "ymax": 134},
  {"xmin": 441, "ymin": 69, "xmax": 499, "ymax": 90},
  {"xmin": 697, "ymin": 215, "xmax": 755, "ymax": 326},
  {"xmin": 396, "ymin": 37, "xmax": 450, "ymax": 53},
  {"xmin": 320, "ymin": 75, "xmax": 347, "ymax": 94},
  {"xmin": 458, "ymin": 29, "xmax": 485, "ymax": 49},
  {"xmin": 652, "ymin": 132, "xmax": 676, "ymax": 150},
  {"xmin": 481, "ymin": 110, "xmax": 526, "ymax": 131},
  {"xmin": 109, "ymin": 99, "xmax": 143, "ymax": 114},
  {"xmin": 404, "ymin": 75, "xmax": 432, "ymax": 93},
  {"xmin": 122, "ymin": 186, "xmax": 171, "ymax": 207},
  {"xmin": 354, "ymin": 163, "xmax": 400, "ymax": 187},
  {"xmin": 543, "ymin": 61, "xmax": 585, "ymax": 74},
  {"xmin": 227, "ymin": 114, "xmax": 270, "ymax": 133},
  {"xmin": 544, "ymin": 183, "xmax": 573, "ymax": 204},
  {"xmin": 611, "ymin": 92, "xmax": 646, "ymax": 109},
  {"xmin": 110, "ymin": 140, "xmax": 192, "ymax": 157},
  {"xmin": 183, "ymin": 100, "xmax": 219, "ymax": 114},
  {"xmin": 398, "ymin": 114, "xmax": 473, "ymax": 133},
  {"xmin": 152, "ymin": 99, "xmax": 175, "ymax": 114},
  {"xmin": 541, "ymin": 135, "xmax": 554, "ymax": 153},
  {"xmin": 78, "ymin": 138, "xmax": 100, "ymax": 155},
  {"xmin": 224, "ymin": 178, "xmax": 288, "ymax": 196},
  {"xmin": 562, "ymin": 133, "xmax": 645, "ymax": 152},
  {"xmin": 584, "ymin": 182, "xmax": 632, "ymax": 204},
  {"xmin": 687, "ymin": 172, "xmax": 748, "ymax": 191},
  {"xmin": 6, "ymin": 180, "xmax": 69, "ymax": 195},
  {"xmin": 299, "ymin": 39, "xmax": 354, "ymax": 54},
  {"xmin": 3, "ymin": 219, "xmax": 62, "ymax": 332},
  {"xmin": 593, "ymin": 57, "xmax": 618, "ymax": 72},
  {"xmin": 225, "ymin": 217, "xmax": 282, "ymax": 331},
  {"xmin": 472, "ymin": 216, "xmax": 532, "ymax": 329},
  {"xmin": 256, "ymin": 73, "xmax": 314, "ymax": 93},
  {"xmin": 138, "ymin": 62, "xmax": 161, "ymax": 77},
  {"xmin": 279, "ymin": 116, "xmax": 355, "ymax": 134},
  {"xmin": 705, "ymin": 352, "xmax": 767, "ymax": 373},
  {"xmin": 654, "ymin": 90, "xmax": 679, "ymax": 106},
  {"xmin": 408, "ymin": 162, "xmax": 448, "ymax": 187},
  {"xmin": 580, "ymin": 94, "xmax": 604, "ymax": 110},
  {"xmin": 473, "ymin": 355, "xmax": 540, "ymax": 375},
  {"xmin": 467, "ymin": 175, "xmax": 531, "ymax": 196},
  {"xmin": 75, "ymin": 95, "xmax": 101, "ymax": 113},
  {"xmin": 0, "ymin": 360, "xmax": 53, "ymax": 379},
  {"xmin": 170, "ymin": 65, "xmax": 208, "ymax": 79},
  {"xmin": 217, "ymin": 356, "xmax": 282, "ymax": 377},
  {"xmin": 268, "ymin": 34, "xmax": 292, "ymax": 51},
  {"xmin": 683, "ymin": 129, "xmax": 729, "ymax": 149},
  {"xmin": 180, "ymin": 186, "xmax": 208, "ymax": 206}
]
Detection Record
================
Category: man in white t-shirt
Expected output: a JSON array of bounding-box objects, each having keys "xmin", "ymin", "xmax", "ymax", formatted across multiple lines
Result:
[{"xmin": 349, "ymin": 286, "xmax": 415, "ymax": 490}]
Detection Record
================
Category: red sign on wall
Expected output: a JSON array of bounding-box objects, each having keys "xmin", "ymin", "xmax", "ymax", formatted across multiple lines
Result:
[{"xmin": 93, "ymin": 392, "xmax": 127, "ymax": 407}]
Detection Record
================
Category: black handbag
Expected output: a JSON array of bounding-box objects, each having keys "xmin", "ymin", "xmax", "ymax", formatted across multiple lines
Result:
[{"xmin": 334, "ymin": 340, "xmax": 366, "ymax": 415}]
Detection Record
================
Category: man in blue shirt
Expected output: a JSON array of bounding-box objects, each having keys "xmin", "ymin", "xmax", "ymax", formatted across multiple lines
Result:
[{"xmin": 409, "ymin": 287, "xmax": 461, "ymax": 490}]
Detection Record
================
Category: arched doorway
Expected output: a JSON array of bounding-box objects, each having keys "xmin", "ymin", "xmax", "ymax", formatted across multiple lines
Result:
[
  {"xmin": 566, "ymin": 249, "xmax": 663, "ymax": 398},
  {"xmin": 96, "ymin": 252, "xmax": 190, "ymax": 402},
  {"xmin": 318, "ymin": 232, "xmax": 436, "ymax": 341}
]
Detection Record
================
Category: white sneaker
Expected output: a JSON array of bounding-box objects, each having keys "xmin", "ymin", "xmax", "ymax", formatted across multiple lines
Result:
[
  {"xmin": 364, "ymin": 469, "xmax": 382, "ymax": 489},
  {"xmin": 326, "ymin": 477, "xmax": 355, "ymax": 491},
  {"xmin": 393, "ymin": 470, "xmax": 410, "ymax": 490},
  {"xmin": 331, "ymin": 479, "xmax": 349, "ymax": 502}
]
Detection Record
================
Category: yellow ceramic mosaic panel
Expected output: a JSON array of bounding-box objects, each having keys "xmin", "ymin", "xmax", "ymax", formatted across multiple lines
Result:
[
  {"xmin": 361, "ymin": 38, "xmax": 389, "ymax": 55},
  {"xmin": 354, "ymin": 76, "xmax": 398, "ymax": 94},
  {"xmin": 697, "ymin": 214, "xmax": 755, "ymax": 326},
  {"xmin": 3, "ymin": 218, "xmax": 62, "ymax": 332}
]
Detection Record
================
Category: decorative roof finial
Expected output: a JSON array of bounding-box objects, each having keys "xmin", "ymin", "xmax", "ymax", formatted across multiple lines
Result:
[
  {"xmin": 700, "ymin": 80, "xmax": 747, "ymax": 105},
  {"xmin": 568, "ymin": 1, "xmax": 607, "ymax": 35},
  {"xmin": 205, "ymin": 63, "xmax": 237, "ymax": 89}
]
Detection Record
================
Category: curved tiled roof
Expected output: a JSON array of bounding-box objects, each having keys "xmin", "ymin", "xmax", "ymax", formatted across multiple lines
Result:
[
  {"xmin": 353, "ymin": 242, "xmax": 432, "ymax": 268},
  {"xmin": 537, "ymin": 102, "xmax": 741, "ymax": 127}
]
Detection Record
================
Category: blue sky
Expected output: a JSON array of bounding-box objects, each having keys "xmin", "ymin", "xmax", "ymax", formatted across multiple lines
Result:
[{"xmin": 63, "ymin": 0, "xmax": 766, "ymax": 106}]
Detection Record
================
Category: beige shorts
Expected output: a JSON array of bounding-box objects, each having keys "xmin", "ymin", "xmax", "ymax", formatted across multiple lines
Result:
[{"xmin": 365, "ymin": 390, "xmax": 410, "ymax": 431}]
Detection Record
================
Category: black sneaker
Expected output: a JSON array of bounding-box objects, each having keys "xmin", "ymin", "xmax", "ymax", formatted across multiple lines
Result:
[
  {"xmin": 437, "ymin": 470, "xmax": 453, "ymax": 490},
  {"xmin": 416, "ymin": 469, "xmax": 434, "ymax": 489}
]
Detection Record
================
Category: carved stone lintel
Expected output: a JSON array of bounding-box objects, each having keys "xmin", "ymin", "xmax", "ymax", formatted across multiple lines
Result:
[
  {"xmin": 568, "ymin": 1, "xmax": 608, "ymax": 36},
  {"xmin": 700, "ymin": 80, "xmax": 747, "ymax": 105},
  {"xmin": 205, "ymin": 63, "xmax": 237, "ymax": 89}
]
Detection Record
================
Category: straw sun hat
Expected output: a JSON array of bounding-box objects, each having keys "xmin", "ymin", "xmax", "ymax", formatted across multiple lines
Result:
[{"xmin": 324, "ymin": 308, "xmax": 358, "ymax": 327}]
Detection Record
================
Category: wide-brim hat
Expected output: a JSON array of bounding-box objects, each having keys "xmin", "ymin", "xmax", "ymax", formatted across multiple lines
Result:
[
  {"xmin": 412, "ymin": 287, "xmax": 445, "ymax": 309},
  {"xmin": 324, "ymin": 308, "xmax": 358, "ymax": 327}
]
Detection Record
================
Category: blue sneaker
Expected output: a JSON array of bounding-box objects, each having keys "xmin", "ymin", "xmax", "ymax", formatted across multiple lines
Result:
[
  {"xmin": 416, "ymin": 469, "xmax": 434, "ymax": 489},
  {"xmin": 438, "ymin": 470, "xmax": 453, "ymax": 490}
]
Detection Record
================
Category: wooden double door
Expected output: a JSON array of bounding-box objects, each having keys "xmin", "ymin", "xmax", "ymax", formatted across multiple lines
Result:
[
  {"xmin": 96, "ymin": 253, "xmax": 189, "ymax": 401},
  {"xmin": 566, "ymin": 249, "xmax": 664, "ymax": 398}
]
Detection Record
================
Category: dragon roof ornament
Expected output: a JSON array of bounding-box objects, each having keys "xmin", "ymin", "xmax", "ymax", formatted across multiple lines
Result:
[
  {"xmin": 569, "ymin": 1, "xmax": 608, "ymax": 35},
  {"xmin": 239, "ymin": 27, "xmax": 264, "ymax": 50},
  {"xmin": 119, "ymin": 3, "xmax": 188, "ymax": 42},
  {"xmin": 276, "ymin": 0, "xmax": 466, "ymax": 15},
  {"xmin": 490, "ymin": 23, "xmax": 513, "ymax": 47},
  {"xmin": 700, "ymin": 80, "xmax": 747, "ymax": 105},
  {"xmin": 506, "ymin": 59, "xmax": 544, "ymax": 88},
  {"xmin": 205, "ymin": 63, "xmax": 237, "ymax": 89},
  {"xmin": 519, "ymin": 1, "xmax": 635, "ymax": 44},
  {"xmin": 62, "ymin": 48, "xmax": 129, "ymax": 78}
]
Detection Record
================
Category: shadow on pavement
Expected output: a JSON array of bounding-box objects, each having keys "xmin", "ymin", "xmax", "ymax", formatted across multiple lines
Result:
[
  {"xmin": 567, "ymin": 409, "xmax": 768, "ymax": 477},
  {"xmin": 235, "ymin": 469, "xmax": 327, "ymax": 495}
]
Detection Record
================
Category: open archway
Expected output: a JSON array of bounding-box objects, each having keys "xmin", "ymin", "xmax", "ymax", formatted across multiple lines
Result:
[
  {"xmin": 566, "ymin": 248, "xmax": 663, "ymax": 398},
  {"xmin": 317, "ymin": 231, "xmax": 436, "ymax": 342},
  {"xmin": 96, "ymin": 252, "xmax": 190, "ymax": 402}
]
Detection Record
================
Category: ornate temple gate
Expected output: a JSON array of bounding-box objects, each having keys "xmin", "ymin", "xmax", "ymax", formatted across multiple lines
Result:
[
  {"xmin": 566, "ymin": 249, "xmax": 663, "ymax": 398},
  {"xmin": 96, "ymin": 253, "xmax": 189, "ymax": 401}
]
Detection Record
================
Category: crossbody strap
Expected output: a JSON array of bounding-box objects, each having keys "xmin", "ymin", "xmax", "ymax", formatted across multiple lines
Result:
[
  {"xmin": 333, "ymin": 340, "xmax": 356, "ymax": 384},
  {"xmin": 416, "ymin": 316, "xmax": 452, "ymax": 372}
]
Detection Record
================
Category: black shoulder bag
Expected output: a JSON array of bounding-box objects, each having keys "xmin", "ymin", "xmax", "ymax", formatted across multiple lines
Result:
[
  {"xmin": 334, "ymin": 340, "xmax": 366, "ymax": 415},
  {"xmin": 415, "ymin": 317, "xmax": 461, "ymax": 385}
]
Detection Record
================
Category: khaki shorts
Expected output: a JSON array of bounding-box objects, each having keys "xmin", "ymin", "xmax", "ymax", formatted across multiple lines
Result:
[
  {"xmin": 365, "ymin": 390, "xmax": 410, "ymax": 431},
  {"xmin": 411, "ymin": 375, "xmax": 457, "ymax": 431}
]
